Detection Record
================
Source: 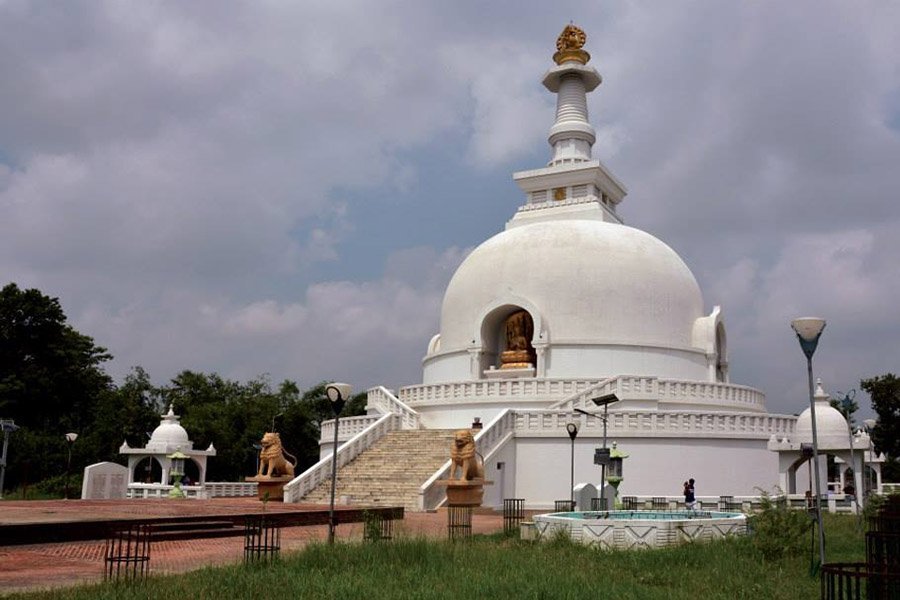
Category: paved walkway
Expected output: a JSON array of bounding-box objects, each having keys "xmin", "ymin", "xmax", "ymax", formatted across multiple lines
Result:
[{"xmin": 0, "ymin": 499, "xmax": 505, "ymax": 595}]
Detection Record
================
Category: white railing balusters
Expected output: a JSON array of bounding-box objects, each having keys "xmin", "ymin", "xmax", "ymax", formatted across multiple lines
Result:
[
  {"xmin": 367, "ymin": 386, "xmax": 420, "ymax": 429},
  {"xmin": 284, "ymin": 413, "xmax": 401, "ymax": 503}
]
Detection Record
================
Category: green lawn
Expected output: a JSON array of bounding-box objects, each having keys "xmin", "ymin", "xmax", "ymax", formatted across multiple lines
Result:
[{"xmin": 11, "ymin": 514, "xmax": 863, "ymax": 600}]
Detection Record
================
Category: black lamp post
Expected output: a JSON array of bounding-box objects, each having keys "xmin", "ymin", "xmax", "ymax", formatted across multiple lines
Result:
[
  {"xmin": 791, "ymin": 316, "xmax": 827, "ymax": 571},
  {"xmin": 566, "ymin": 422, "xmax": 578, "ymax": 506},
  {"xmin": 325, "ymin": 382, "xmax": 351, "ymax": 544},
  {"xmin": 64, "ymin": 432, "xmax": 78, "ymax": 500}
]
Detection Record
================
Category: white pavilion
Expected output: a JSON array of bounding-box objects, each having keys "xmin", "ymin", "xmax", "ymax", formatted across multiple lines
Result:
[
  {"xmin": 119, "ymin": 404, "xmax": 216, "ymax": 493},
  {"xmin": 285, "ymin": 25, "xmax": 877, "ymax": 510}
]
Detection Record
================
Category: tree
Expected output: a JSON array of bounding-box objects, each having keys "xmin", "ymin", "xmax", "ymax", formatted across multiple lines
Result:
[
  {"xmin": 157, "ymin": 373, "xmax": 365, "ymax": 481},
  {"xmin": 860, "ymin": 373, "xmax": 900, "ymax": 482},
  {"xmin": 861, "ymin": 374, "xmax": 900, "ymax": 458},
  {"xmin": 0, "ymin": 283, "xmax": 113, "ymax": 491},
  {"xmin": 0, "ymin": 283, "xmax": 112, "ymax": 431},
  {"xmin": 82, "ymin": 367, "xmax": 162, "ymax": 462},
  {"xmin": 829, "ymin": 391, "xmax": 859, "ymax": 426}
]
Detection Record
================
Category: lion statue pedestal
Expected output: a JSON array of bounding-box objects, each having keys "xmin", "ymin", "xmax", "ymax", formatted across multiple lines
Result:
[
  {"xmin": 246, "ymin": 432, "xmax": 297, "ymax": 501},
  {"xmin": 436, "ymin": 429, "xmax": 493, "ymax": 507}
]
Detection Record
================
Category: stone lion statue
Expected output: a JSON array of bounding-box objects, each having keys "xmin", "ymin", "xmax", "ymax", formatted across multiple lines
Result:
[
  {"xmin": 449, "ymin": 429, "xmax": 484, "ymax": 482},
  {"xmin": 257, "ymin": 432, "xmax": 297, "ymax": 478}
]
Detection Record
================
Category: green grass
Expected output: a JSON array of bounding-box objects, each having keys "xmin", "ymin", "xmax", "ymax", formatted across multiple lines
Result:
[{"xmin": 10, "ymin": 514, "xmax": 864, "ymax": 600}]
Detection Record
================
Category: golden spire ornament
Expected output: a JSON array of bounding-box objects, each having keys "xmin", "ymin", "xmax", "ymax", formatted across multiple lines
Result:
[{"xmin": 553, "ymin": 24, "xmax": 590, "ymax": 65}]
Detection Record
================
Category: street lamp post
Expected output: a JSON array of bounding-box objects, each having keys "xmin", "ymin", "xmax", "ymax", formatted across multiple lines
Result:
[
  {"xmin": 575, "ymin": 393, "xmax": 620, "ymax": 510},
  {"xmin": 64, "ymin": 432, "xmax": 78, "ymax": 500},
  {"xmin": 0, "ymin": 420, "xmax": 20, "ymax": 500},
  {"xmin": 325, "ymin": 382, "xmax": 352, "ymax": 544},
  {"xmin": 791, "ymin": 316, "xmax": 827, "ymax": 570},
  {"xmin": 591, "ymin": 394, "xmax": 619, "ymax": 491},
  {"xmin": 565, "ymin": 423, "xmax": 578, "ymax": 507}
]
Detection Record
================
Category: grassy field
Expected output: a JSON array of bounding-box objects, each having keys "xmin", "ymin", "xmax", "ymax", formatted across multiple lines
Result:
[{"xmin": 11, "ymin": 514, "xmax": 863, "ymax": 600}]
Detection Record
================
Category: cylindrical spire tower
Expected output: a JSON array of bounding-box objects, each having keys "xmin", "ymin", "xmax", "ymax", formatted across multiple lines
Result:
[{"xmin": 542, "ymin": 25, "xmax": 602, "ymax": 166}]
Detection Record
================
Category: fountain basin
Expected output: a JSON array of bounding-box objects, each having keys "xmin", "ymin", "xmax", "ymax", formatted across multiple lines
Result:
[{"xmin": 528, "ymin": 510, "xmax": 747, "ymax": 549}]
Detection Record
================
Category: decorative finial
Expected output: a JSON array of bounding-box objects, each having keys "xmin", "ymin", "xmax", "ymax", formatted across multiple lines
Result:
[{"xmin": 554, "ymin": 24, "xmax": 590, "ymax": 65}]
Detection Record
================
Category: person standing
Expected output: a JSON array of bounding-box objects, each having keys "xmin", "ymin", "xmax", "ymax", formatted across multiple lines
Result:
[{"xmin": 684, "ymin": 478, "xmax": 696, "ymax": 510}]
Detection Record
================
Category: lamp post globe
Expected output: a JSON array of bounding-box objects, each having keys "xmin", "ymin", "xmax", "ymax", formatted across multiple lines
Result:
[
  {"xmin": 791, "ymin": 316, "xmax": 827, "ymax": 570},
  {"xmin": 325, "ymin": 382, "xmax": 352, "ymax": 543}
]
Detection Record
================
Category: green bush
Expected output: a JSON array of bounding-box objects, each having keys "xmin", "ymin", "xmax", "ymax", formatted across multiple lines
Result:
[
  {"xmin": 35, "ymin": 473, "xmax": 83, "ymax": 498},
  {"xmin": 749, "ymin": 488, "xmax": 812, "ymax": 560}
]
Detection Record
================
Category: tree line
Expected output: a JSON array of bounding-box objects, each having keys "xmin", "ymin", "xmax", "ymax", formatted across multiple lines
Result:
[{"xmin": 0, "ymin": 283, "xmax": 364, "ymax": 496}]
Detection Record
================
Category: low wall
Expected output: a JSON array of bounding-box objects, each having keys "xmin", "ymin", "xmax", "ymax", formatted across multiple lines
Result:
[
  {"xmin": 204, "ymin": 482, "xmax": 258, "ymax": 498},
  {"xmin": 530, "ymin": 511, "xmax": 748, "ymax": 550}
]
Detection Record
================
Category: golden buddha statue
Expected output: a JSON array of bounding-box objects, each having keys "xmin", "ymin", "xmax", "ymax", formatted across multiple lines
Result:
[{"xmin": 499, "ymin": 310, "xmax": 537, "ymax": 369}]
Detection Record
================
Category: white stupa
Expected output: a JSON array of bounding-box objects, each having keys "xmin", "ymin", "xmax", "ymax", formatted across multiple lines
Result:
[
  {"xmin": 287, "ymin": 25, "xmax": 804, "ymax": 510},
  {"xmin": 119, "ymin": 404, "xmax": 216, "ymax": 487},
  {"xmin": 769, "ymin": 379, "xmax": 884, "ymax": 498}
]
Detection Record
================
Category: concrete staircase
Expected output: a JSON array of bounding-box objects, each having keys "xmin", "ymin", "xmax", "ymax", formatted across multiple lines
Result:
[{"xmin": 300, "ymin": 429, "xmax": 457, "ymax": 511}]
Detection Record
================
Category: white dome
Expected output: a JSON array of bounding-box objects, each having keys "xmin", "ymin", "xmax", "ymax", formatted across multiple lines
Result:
[
  {"xmin": 439, "ymin": 220, "xmax": 704, "ymax": 351},
  {"xmin": 146, "ymin": 405, "xmax": 192, "ymax": 451},
  {"xmin": 796, "ymin": 381, "xmax": 851, "ymax": 449}
]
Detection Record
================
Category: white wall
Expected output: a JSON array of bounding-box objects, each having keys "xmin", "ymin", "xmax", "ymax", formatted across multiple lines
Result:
[
  {"xmin": 422, "ymin": 344, "xmax": 709, "ymax": 385},
  {"xmin": 514, "ymin": 436, "xmax": 780, "ymax": 508},
  {"xmin": 481, "ymin": 437, "xmax": 517, "ymax": 509}
]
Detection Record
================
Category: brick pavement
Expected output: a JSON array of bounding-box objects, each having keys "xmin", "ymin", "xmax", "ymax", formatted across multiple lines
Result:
[{"xmin": 0, "ymin": 499, "xmax": 505, "ymax": 594}]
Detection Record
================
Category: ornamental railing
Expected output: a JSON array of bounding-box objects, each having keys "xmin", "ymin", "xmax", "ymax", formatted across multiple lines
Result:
[
  {"xmin": 400, "ymin": 375, "xmax": 765, "ymax": 412},
  {"xmin": 367, "ymin": 386, "xmax": 421, "ymax": 429},
  {"xmin": 400, "ymin": 378, "xmax": 602, "ymax": 406},
  {"xmin": 514, "ymin": 409, "xmax": 792, "ymax": 439},
  {"xmin": 320, "ymin": 415, "xmax": 382, "ymax": 444},
  {"xmin": 549, "ymin": 375, "xmax": 766, "ymax": 412},
  {"xmin": 283, "ymin": 413, "xmax": 401, "ymax": 503},
  {"xmin": 418, "ymin": 409, "xmax": 517, "ymax": 511}
]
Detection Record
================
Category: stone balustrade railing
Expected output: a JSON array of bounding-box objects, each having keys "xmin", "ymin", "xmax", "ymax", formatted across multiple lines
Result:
[
  {"xmin": 284, "ymin": 412, "xmax": 401, "ymax": 503},
  {"xmin": 204, "ymin": 482, "xmax": 259, "ymax": 498},
  {"xmin": 321, "ymin": 415, "xmax": 383, "ymax": 444},
  {"xmin": 418, "ymin": 409, "xmax": 518, "ymax": 511},
  {"xmin": 367, "ymin": 386, "xmax": 421, "ymax": 429},
  {"xmin": 400, "ymin": 378, "xmax": 603, "ymax": 406},
  {"xmin": 515, "ymin": 409, "xmax": 793, "ymax": 438},
  {"xmin": 400, "ymin": 375, "xmax": 766, "ymax": 413},
  {"xmin": 126, "ymin": 483, "xmax": 206, "ymax": 499}
]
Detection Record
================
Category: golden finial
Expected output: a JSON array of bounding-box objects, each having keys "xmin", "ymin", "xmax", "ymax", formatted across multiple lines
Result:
[{"xmin": 553, "ymin": 24, "xmax": 590, "ymax": 65}]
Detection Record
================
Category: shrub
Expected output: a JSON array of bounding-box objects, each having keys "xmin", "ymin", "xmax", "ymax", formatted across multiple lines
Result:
[{"xmin": 749, "ymin": 488, "xmax": 812, "ymax": 560}]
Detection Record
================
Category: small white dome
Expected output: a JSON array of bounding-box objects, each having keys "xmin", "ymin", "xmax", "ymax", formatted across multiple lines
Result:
[
  {"xmin": 795, "ymin": 380, "xmax": 851, "ymax": 449},
  {"xmin": 146, "ymin": 405, "xmax": 192, "ymax": 451}
]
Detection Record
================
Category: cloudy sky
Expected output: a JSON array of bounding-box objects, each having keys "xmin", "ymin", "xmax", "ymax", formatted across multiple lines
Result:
[{"xmin": 2, "ymin": 1, "xmax": 898, "ymax": 417}]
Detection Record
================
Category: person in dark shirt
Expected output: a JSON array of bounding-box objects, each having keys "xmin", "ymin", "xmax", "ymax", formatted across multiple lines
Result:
[{"xmin": 684, "ymin": 478, "xmax": 696, "ymax": 510}]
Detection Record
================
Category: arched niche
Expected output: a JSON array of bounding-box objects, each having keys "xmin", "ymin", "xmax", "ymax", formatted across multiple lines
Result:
[
  {"xmin": 182, "ymin": 458, "xmax": 202, "ymax": 485},
  {"xmin": 134, "ymin": 456, "xmax": 163, "ymax": 484},
  {"xmin": 476, "ymin": 303, "xmax": 542, "ymax": 376}
]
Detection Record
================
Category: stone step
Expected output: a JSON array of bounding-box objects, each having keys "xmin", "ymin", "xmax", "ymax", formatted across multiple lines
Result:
[{"xmin": 299, "ymin": 428, "xmax": 460, "ymax": 510}]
